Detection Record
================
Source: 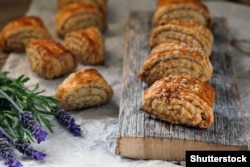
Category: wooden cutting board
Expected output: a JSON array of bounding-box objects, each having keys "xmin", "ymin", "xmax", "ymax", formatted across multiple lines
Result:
[{"xmin": 115, "ymin": 11, "xmax": 248, "ymax": 161}]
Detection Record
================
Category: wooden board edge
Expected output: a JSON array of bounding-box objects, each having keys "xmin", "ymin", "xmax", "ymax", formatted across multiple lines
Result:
[{"xmin": 115, "ymin": 137, "xmax": 248, "ymax": 161}]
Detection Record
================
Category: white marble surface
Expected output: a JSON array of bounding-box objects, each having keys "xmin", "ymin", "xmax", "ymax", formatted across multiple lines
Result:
[{"xmin": 1, "ymin": 0, "xmax": 250, "ymax": 166}]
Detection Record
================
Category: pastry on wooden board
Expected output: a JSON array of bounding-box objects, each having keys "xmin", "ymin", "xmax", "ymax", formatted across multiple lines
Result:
[
  {"xmin": 153, "ymin": 0, "xmax": 213, "ymax": 28},
  {"xmin": 56, "ymin": 3, "xmax": 106, "ymax": 38},
  {"xmin": 149, "ymin": 19, "xmax": 213, "ymax": 57},
  {"xmin": 0, "ymin": 16, "xmax": 51, "ymax": 52},
  {"xmin": 26, "ymin": 39, "xmax": 77, "ymax": 79},
  {"xmin": 57, "ymin": 0, "xmax": 108, "ymax": 18},
  {"xmin": 140, "ymin": 75, "xmax": 215, "ymax": 128},
  {"xmin": 64, "ymin": 27, "xmax": 105, "ymax": 65},
  {"xmin": 56, "ymin": 68, "xmax": 113, "ymax": 110},
  {"xmin": 138, "ymin": 41, "xmax": 213, "ymax": 85}
]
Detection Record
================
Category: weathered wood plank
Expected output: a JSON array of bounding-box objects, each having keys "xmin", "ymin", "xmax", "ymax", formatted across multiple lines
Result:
[{"xmin": 115, "ymin": 11, "xmax": 248, "ymax": 161}]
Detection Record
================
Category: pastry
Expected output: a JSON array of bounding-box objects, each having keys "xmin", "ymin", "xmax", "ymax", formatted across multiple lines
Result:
[
  {"xmin": 138, "ymin": 41, "xmax": 213, "ymax": 85},
  {"xmin": 149, "ymin": 19, "xmax": 214, "ymax": 57},
  {"xmin": 140, "ymin": 75, "xmax": 215, "ymax": 128},
  {"xmin": 57, "ymin": 0, "xmax": 108, "ymax": 18},
  {"xmin": 26, "ymin": 39, "xmax": 77, "ymax": 79},
  {"xmin": 153, "ymin": 0, "xmax": 213, "ymax": 28},
  {"xmin": 56, "ymin": 3, "xmax": 106, "ymax": 38},
  {"xmin": 64, "ymin": 27, "xmax": 105, "ymax": 65},
  {"xmin": 0, "ymin": 16, "xmax": 51, "ymax": 52},
  {"xmin": 56, "ymin": 68, "xmax": 113, "ymax": 110}
]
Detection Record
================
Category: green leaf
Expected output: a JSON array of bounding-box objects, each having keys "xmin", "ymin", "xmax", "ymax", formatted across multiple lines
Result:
[
  {"xmin": 40, "ymin": 116, "xmax": 54, "ymax": 133},
  {"xmin": 0, "ymin": 72, "xmax": 60, "ymax": 143},
  {"xmin": 12, "ymin": 117, "xmax": 19, "ymax": 129}
]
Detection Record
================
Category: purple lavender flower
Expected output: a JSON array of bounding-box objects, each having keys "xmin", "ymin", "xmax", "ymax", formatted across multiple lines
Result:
[
  {"xmin": 19, "ymin": 111, "xmax": 48, "ymax": 143},
  {"xmin": 5, "ymin": 158, "xmax": 23, "ymax": 167},
  {"xmin": 14, "ymin": 140, "xmax": 46, "ymax": 160},
  {"xmin": 0, "ymin": 137, "xmax": 23, "ymax": 167},
  {"xmin": 0, "ymin": 131, "xmax": 5, "ymax": 138},
  {"xmin": 53, "ymin": 108, "xmax": 81, "ymax": 136}
]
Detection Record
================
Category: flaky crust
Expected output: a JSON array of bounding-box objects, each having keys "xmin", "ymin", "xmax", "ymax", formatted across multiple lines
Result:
[
  {"xmin": 149, "ymin": 19, "xmax": 213, "ymax": 57},
  {"xmin": 153, "ymin": 0, "xmax": 213, "ymax": 28},
  {"xmin": 56, "ymin": 3, "xmax": 106, "ymax": 38},
  {"xmin": 138, "ymin": 41, "xmax": 213, "ymax": 85},
  {"xmin": 56, "ymin": 68, "xmax": 113, "ymax": 110},
  {"xmin": 26, "ymin": 39, "xmax": 77, "ymax": 79},
  {"xmin": 0, "ymin": 16, "xmax": 51, "ymax": 52},
  {"xmin": 141, "ymin": 75, "xmax": 215, "ymax": 128},
  {"xmin": 57, "ymin": 0, "xmax": 108, "ymax": 17},
  {"xmin": 64, "ymin": 27, "xmax": 105, "ymax": 65}
]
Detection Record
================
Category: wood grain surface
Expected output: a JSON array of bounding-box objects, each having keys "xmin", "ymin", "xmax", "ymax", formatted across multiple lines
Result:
[
  {"xmin": 0, "ymin": 0, "xmax": 31, "ymax": 70},
  {"xmin": 115, "ymin": 11, "xmax": 248, "ymax": 161}
]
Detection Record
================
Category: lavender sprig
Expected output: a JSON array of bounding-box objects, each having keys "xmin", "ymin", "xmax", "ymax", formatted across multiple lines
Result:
[
  {"xmin": 0, "ymin": 128, "xmax": 46, "ymax": 162},
  {"xmin": 53, "ymin": 108, "xmax": 81, "ymax": 136},
  {"xmin": 0, "ymin": 72, "xmax": 83, "ymax": 165},
  {"xmin": 19, "ymin": 111, "xmax": 48, "ymax": 144},
  {"xmin": 0, "ymin": 72, "xmax": 57, "ymax": 144},
  {"xmin": 0, "ymin": 137, "xmax": 23, "ymax": 167},
  {"xmin": 13, "ymin": 140, "xmax": 46, "ymax": 160}
]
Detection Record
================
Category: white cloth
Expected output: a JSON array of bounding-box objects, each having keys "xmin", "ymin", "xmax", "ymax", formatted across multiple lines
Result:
[{"xmin": 1, "ymin": 0, "xmax": 250, "ymax": 166}]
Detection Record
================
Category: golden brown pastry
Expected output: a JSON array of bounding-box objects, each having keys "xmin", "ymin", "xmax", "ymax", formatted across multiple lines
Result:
[
  {"xmin": 0, "ymin": 16, "xmax": 51, "ymax": 52},
  {"xmin": 153, "ymin": 0, "xmax": 213, "ymax": 28},
  {"xmin": 57, "ymin": 0, "xmax": 108, "ymax": 18},
  {"xmin": 140, "ymin": 75, "xmax": 215, "ymax": 128},
  {"xmin": 64, "ymin": 27, "xmax": 104, "ymax": 65},
  {"xmin": 56, "ymin": 68, "xmax": 113, "ymax": 110},
  {"xmin": 26, "ymin": 39, "xmax": 77, "ymax": 79},
  {"xmin": 138, "ymin": 41, "xmax": 213, "ymax": 85},
  {"xmin": 56, "ymin": 3, "xmax": 106, "ymax": 38},
  {"xmin": 149, "ymin": 19, "xmax": 214, "ymax": 57}
]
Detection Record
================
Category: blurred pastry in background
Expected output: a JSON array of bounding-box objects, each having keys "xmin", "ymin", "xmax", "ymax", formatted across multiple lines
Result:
[
  {"xmin": 64, "ymin": 27, "xmax": 105, "ymax": 65},
  {"xmin": 153, "ymin": 0, "xmax": 213, "ymax": 28},
  {"xmin": 56, "ymin": 3, "xmax": 106, "ymax": 38},
  {"xmin": 0, "ymin": 16, "xmax": 51, "ymax": 52},
  {"xmin": 57, "ymin": 0, "xmax": 108, "ymax": 18},
  {"xmin": 149, "ymin": 19, "xmax": 213, "ymax": 57}
]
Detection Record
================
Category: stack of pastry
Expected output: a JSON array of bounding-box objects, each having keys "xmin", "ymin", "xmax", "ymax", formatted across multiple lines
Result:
[
  {"xmin": 54, "ymin": 0, "xmax": 113, "ymax": 109},
  {"xmin": 0, "ymin": 1, "xmax": 113, "ymax": 110},
  {"xmin": 139, "ymin": 0, "xmax": 216, "ymax": 128},
  {"xmin": 0, "ymin": 16, "xmax": 78, "ymax": 79}
]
